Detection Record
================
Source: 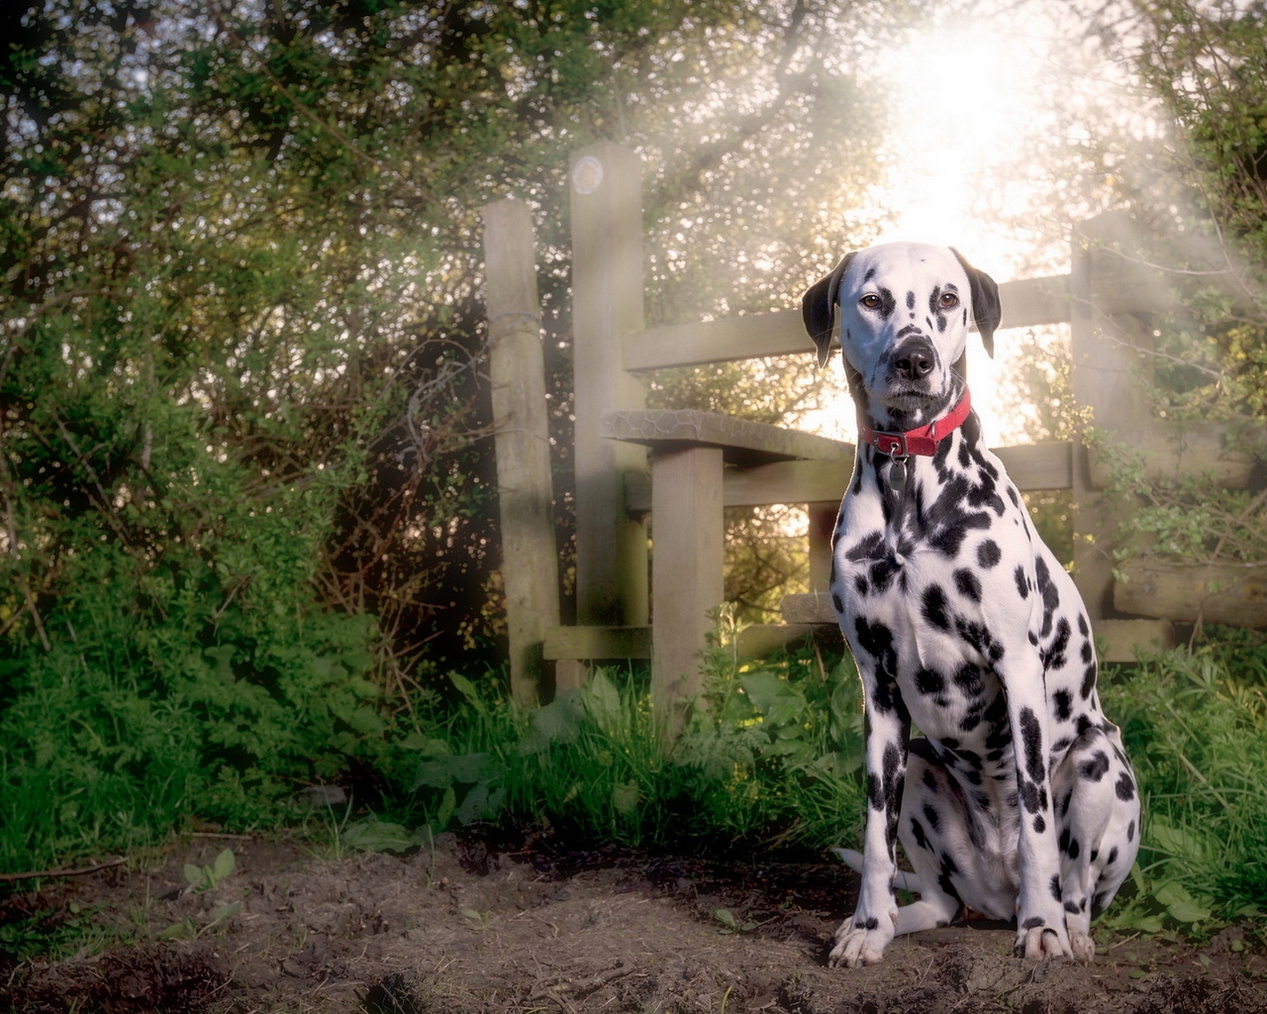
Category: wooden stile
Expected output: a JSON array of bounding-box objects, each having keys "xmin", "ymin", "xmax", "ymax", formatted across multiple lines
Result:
[{"xmin": 482, "ymin": 199, "xmax": 559, "ymax": 706}]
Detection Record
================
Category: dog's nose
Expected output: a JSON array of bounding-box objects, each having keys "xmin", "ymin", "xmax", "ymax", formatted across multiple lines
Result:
[{"xmin": 895, "ymin": 349, "xmax": 934, "ymax": 380}]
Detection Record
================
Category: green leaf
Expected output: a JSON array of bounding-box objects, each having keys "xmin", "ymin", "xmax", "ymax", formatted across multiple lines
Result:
[
  {"xmin": 212, "ymin": 848, "xmax": 235, "ymax": 882},
  {"xmin": 580, "ymin": 670, "xmax": 623, "ymax": 732},
  {"xmin": 341, "ymin": 818, "xmax": 420, "ymax": 853},
  {"xmin": 612, "ymin": 781, "xmax": 640, "ymax": 815},
  {"xmin": 1155, "ymin": 882, "xmax": 1212, "ymax": 924},
  {"xmin": 210, "ymin": 901, "xmax": 241, "ymax": 923},
  {"xmin": 413, "ymin": 752, "xmax": 494, "ymax": 790},
  {"xmin": 740, "ymin": 671, "xmax": 805, "ymax": 727},
  {"xmin": 447, "ymin": 673, "xmax": 486, "ymax": 714},
  {"xmin": 435, "ymin": 786, "xmax": 457, "ymax": 829}
]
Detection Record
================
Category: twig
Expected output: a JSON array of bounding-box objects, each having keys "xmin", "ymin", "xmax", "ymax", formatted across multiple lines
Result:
[{"xmin": 0, "ymin": 856, "xmax": 126, "ymax": 883}]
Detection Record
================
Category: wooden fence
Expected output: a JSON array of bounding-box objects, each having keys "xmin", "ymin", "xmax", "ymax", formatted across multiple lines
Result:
[{"xmin": 482, "ymin": 141, "xmax": 1264, "ymax": 721}]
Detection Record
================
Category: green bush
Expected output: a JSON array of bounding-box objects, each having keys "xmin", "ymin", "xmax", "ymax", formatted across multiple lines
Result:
[{"xmin": 0, "ymin": 475, "xmax": 384, "ymax": 873}]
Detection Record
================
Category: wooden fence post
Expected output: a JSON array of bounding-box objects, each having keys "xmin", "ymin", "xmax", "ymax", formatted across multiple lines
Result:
[
  {"xmin": 1070, "ymin": 213, "xmax": 1174, "ymax": 656},
  {"xmin": 482, "ymin": 199, "xmax": 559, "ymax": 707},
  {"xmin": 569, "ymin": 144, "xmax": 649, "ymax": 636}
]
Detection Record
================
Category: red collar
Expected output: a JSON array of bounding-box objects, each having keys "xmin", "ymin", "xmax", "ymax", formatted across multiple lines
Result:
[{"xmin": 859, "ymin": 389, "xmax": 972, "ymax": 457}]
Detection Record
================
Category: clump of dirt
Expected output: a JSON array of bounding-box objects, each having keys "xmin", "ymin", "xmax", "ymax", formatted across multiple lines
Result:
[{"xmin": 1, "ymin": 831, "xmax": 1264, "ymax": 1013}]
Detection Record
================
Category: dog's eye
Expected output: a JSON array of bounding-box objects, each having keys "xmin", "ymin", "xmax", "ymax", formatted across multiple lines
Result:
[
  {"xmin": 860, "ymin": 294, "xmax": 882, "ymax": 309},
  {"xmin": 939, "ymin": 292, "xmax": 960, "ymax": 308}
]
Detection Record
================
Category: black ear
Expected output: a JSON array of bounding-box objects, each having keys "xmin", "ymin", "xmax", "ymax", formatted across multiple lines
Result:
[
  {"xmin": 950, "ymin": 248, "xmax": 1001, "ymax": 358},
  {"xmin": 801, "ymin": 253, "xmax": 854, "ymax": 368}
]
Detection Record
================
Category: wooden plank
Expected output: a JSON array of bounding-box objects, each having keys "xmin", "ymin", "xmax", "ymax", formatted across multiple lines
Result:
[
  {"xmin": 570, "ymin": 142, "xmax": 649, "ymax": 627},
  {"xmin": 543, "ymin": 625, "xmax": 651, "ymax": 660},
  {"xmin": 1097, "ymin": 619, "xmax": 1176, "ymax": 662},
  {"xmin": 601, "ymin": 408, "xmax": 852, "ymax": 466},
  {"xmin": 482, "ymin": 199, "xmax": 558, "ymax": 706},
  {"xmin": 735, "ymin": 624, "xmax": 832, "ymax": 658},
  {"xmin": 624, "ymin": 442, "xmax": 1068, "ymax": 513},
  {"xmin": 542, "ymin": 623, "xmax": 835, "ymax": 661},
  {"xmin": 808, "ymin": 503, "xmax": 837, "ymax": 594},
  {"xmin": 652, "ymin": 446, "xmax": 724, "ymax": 740},
  {"xmin": 1088, "ymin": 420, "xmax": 1258, "ymax": 490},
  {"xmin": 782, "ymin": 592, "xmax": 837, "ymax": 625},
  {"xmin": 1115, "ymin": 558, "xmax": 1267, "ymax": 627},
  {"xmin": 620, "ymin": 274, "xmax": 1073, "ymax": 372},
  {"xmin": 993, "ymin": 442, "xmax": 1074, "ymax": 491},
  {"xmin": 780, "ymin": 597, "xmax": 1174, "ymax": 662}
]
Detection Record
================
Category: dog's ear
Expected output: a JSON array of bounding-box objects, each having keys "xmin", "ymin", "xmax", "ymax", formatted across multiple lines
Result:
[
  {"xmin": 801, "ymin": 253, "xmax": 854, "ymax": 368},
  {"xmin": 950, "ymin": 248, "xmax": 1002, "ymax": 359}
]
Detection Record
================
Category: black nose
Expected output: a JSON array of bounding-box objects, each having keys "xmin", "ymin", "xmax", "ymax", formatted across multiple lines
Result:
[{"xmin": 895, "ymin": 347, "xmax": 935, "ymax": 380}]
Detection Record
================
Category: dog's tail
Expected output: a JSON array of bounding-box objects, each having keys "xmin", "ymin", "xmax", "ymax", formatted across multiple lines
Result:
[{"xmin": 830, "ymin": 847, "xmax": 923, "ymax": 894}]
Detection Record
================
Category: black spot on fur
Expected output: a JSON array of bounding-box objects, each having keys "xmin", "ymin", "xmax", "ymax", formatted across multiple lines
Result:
[
  {"xmin": 1127, "ymin": 820, "xmax": 1135, "ymax": 843},
  {"xmin": 1078, "ymin": 750, "xmax": 1109, "ymax": 782},
  {"xmin": 1034, "ymin": 815, "xmax": 1046, "ymax": 834},
  {"xmin": 832, "ymin": 591, "xmax": 845, "ymax": 613},
  {"xmin": 1080, "ymin": 663, "xmax": 1097, "ymax": 700},
  {"xmin": 1042, "ymin": 616, "xmax": 1071, "ymax": 671},
  {"xmin": 1021, "ymin": 916, "xmax": 1045, "ymax": 930},
  {"xmin": 954, "ymin": 568, "xmax": 982, "ymax": 602},
  {"xmin": 1053, "ymin": 690, "xmax": 1072, "ymax": 723},
  {"xmin": 1115, "ymin": 771, "xmax": 1136, "ymax": 801},
  {"xmin": 977, "ymin": 539, "xmax": 1001, "ymax": 568},
  {"xmin": 1019, "ymin": 707, "xmax": 1044, "ymax": 783},
  {"xmin": 845, "ymin": 532, "xmax": 885, "ymax": 562},
  {"xmin": 1014, "ymin": 565, "xmax": 1029, "ymax": 599},
  {"xmin": 1050, "ymin": 875, "xmax": 1062, "ymax": 903},
  {"xmin": 1034, "ymin": 556, "xmax": 1060, "ymax": 638},
  {"xmin": 915, "ymin": 667, "xmax": 944, "ymax": 695},
  {"xmin": 910, "ymin": 816, "xmax": 927, "ymax": 849},
  {"xmin": 922, "ymin": 584, "xmax": 951, "ymax": 630},
  {"xmin": 923, "ymin": 804, "xmax": 941, "ymax": 831},
  {"xmin": 1106, "ymin": 846, "xmax": 1119, "ymax": 865}
]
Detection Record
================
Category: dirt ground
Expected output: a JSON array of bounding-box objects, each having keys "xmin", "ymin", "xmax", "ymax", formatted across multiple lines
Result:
[{"xmin": 2, "ymin": 829, "xmax": 1265, "ymax": 1014}]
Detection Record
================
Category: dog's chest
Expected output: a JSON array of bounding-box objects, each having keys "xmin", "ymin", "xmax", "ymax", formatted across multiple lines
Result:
[{"xmin": 832, "ymin": 443, "xmax": 1029, "ymax": 748}]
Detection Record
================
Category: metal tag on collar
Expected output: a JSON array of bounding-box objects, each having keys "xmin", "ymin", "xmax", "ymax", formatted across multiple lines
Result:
[{"xmin": 888, "ymin": 455, "xmax": 909, "ymax": 494}]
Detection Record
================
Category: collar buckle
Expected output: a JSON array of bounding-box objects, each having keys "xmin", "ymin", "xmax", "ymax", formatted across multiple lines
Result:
[{"xmin": 872, "ymin": 432, "xmax": 909, "ymax": 457}]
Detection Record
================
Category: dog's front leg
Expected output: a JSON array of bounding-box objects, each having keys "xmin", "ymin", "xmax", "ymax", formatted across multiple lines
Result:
[
  {"xmin": 830, "ymin": 663, "xmax": 910, "ymax": 967},
  {"xmin": 1005, "ymin": 657, "xmax": 1073, "ymax": 959}
]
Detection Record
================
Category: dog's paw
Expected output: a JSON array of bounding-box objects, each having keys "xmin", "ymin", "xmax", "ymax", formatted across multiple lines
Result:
[
  {"xmin": 1013, "ymin": 920, "xmax": 1072, "ymax": 960},
  {"xmin": 829, "ymin": 915, "xmax": 894, "ymax": 968},
  {"xmin": 1070, "ymin": 930, "xmax": 1095, "ymax": 963}
]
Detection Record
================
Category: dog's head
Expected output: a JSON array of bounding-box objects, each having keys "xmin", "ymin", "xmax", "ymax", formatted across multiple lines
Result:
[{"xmin": 802, "ymin": 242, "xmax": 1000, "ymax": 427}]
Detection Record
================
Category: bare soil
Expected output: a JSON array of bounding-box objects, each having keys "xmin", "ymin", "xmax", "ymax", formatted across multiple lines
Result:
[{"xmin": 2, "ymin": 830, "xmax": 1265, "ymax": 1013}]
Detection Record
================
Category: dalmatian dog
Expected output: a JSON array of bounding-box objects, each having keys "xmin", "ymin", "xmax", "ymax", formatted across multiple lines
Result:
[{"xmin": 801, "ymin": 242, "xmax": 1140, "ymax": 967}]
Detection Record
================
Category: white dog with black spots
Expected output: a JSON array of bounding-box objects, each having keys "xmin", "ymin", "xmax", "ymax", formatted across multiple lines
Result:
[{"xmin": 802, "ymin": 242, "xmax": 1140, "ymax": 967}]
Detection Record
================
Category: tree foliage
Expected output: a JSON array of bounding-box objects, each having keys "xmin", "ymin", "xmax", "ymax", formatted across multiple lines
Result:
[{"xmin": 0, "ymin": 0, "xmax": 915, "ymax": 862}]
